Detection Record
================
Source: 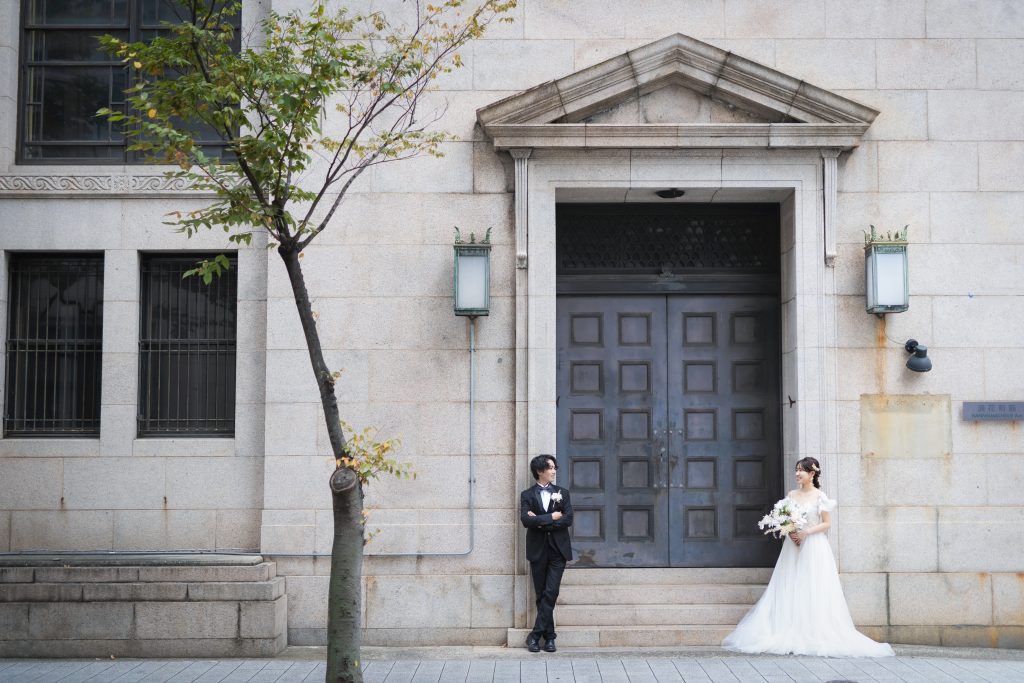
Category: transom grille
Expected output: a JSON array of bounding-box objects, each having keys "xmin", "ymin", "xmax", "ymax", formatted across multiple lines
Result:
[{"xmin": 557, "ymin": 204, "xmax": 780, "ymax": 274}]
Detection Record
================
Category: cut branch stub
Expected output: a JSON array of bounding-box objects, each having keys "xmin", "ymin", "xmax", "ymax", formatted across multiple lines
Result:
[{"xmin": 330, "ymin": 467, "xmax": 358, "ymax": 493}]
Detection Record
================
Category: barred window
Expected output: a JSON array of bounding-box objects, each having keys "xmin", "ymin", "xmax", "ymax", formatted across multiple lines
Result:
[
  {"xmin": 19, "ymin": 0, "xmax": 237, "ymax": 163},
  {"xmin": 4, "ymin": 254, "xmax": 104, "ymax": 437},
  {"xmin": 138, "ymin": 254, "xmax": 236, "ymax": 436}
]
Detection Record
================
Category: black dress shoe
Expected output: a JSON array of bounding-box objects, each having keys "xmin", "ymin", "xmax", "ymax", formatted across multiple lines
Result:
[
  {"xmin": 544, "ymin": 639, "xmax": 557, "ymax": 652},
  {"xmin": 526, "ymin": 635, "xmax": 541, "ymax": 652}
]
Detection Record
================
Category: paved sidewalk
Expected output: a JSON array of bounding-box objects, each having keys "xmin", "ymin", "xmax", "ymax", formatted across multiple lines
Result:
[{"xmin": 2, "ymin": 646, "xmax": 1024, "ymax": 682}]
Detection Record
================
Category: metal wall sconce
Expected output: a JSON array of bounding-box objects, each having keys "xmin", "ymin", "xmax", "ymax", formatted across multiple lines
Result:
[
  {"xmin": 905, "ymin": 339, "xmax": 932, "ymax": 373},
  {"xmin": 864, "ymin": 225, "xmax": 909, "ymax": 315},
  {"xmin": 453, "ymin": 227, "xmax": 491, "ymax": 317}
]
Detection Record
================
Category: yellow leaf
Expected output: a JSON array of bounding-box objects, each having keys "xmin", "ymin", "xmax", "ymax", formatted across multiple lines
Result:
[
  {"xmin": 147, "ymin": 108, "xmax": 157, "ymax": 119},
  {"xmin": 133, "ymin": 61, "xmax": 142, "ymax": 69}
]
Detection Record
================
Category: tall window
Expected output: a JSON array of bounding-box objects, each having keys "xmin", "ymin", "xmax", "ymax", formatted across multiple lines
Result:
[
  {"xmin": 138, "ymin": 254, "xmax": 236, "ymax": 436},
  {"xmin": 19, "ymin": 0, "xmax": 236, "ymax": 163},
  {"xmin": 4, "ymin": 254, "xmax": 104, "ymax": 437}
]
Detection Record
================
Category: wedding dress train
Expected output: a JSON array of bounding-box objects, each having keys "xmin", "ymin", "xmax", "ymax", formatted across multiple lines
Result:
[{"xmin": 722, "ymin": 490, "xmax": 894, "ymax": 657}]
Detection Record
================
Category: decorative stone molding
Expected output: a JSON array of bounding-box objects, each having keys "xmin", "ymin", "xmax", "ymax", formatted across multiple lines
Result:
[
  {"xmin": 477, "ymin": 33, "xmax": 879, "ymax": 152},
  {"xmin": 821, "ymin": 148, "xmax": 841, "ymax": 267},
  {"xmin": 0, "ymin": 173, "xmax": 212, "ymax": 197},
  {"xmin": 509, "ymin": 148, "xmax": 532, "ymax": 269}
]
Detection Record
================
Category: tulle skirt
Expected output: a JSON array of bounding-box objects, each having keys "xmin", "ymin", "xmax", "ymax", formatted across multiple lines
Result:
[{"xmin": 722, "ymin": 534, "xmax": 895, "ymax": 657}]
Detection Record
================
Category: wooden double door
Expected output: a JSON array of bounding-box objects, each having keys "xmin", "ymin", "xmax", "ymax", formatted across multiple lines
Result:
[{"xmin": 557, "ymin": 294, "xmax": 781, "ymax": 567}]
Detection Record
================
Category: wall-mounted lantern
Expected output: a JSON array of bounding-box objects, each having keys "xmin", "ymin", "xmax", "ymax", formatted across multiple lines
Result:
[
  {"xmin": 864, "ymin": 225, "xmax": 909, "ymax": 315},
  {"xmin": 453, "ymin": 227, "xmax": 491, "ymax": 317}
]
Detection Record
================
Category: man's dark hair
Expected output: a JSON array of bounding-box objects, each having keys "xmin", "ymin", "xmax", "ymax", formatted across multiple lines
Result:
[{"xmin": 530, "ymin": 454, "xmax": 557, "ymax": 481}]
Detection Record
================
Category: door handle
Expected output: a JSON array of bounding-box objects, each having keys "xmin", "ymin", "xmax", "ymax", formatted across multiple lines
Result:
[{"xmin": 653, "ymin": 446, "xmax": 667, "ymax": 489}]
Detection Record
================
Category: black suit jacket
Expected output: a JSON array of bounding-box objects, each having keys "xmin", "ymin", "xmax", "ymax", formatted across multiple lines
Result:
[{"xmin": 520, "ymin": 484, "xmax": 573, "ymax": 562}]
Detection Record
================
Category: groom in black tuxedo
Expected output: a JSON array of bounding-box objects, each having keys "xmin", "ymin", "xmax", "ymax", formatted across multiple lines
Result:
[{"xmin": 520, "ymin": 454, "xmax": 573, "ymax": 652}]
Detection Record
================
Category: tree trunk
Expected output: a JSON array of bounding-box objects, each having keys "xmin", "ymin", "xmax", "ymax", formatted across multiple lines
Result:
[
  {"xmin": 277, "ymin": 245, "xmax": 363, "ymax": 683},
  {"xmin": 328, "ymin": 469, "xmax": 364, "ymax": 683}
]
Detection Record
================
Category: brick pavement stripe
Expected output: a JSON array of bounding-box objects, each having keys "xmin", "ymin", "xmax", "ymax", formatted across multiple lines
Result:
[
  {"xmin": 645, "ymin": 658, "xmax": 682, "ymax": 682},
  {"xmin": 192, "ymin": 662, "xmax": 250, "ymax": 683},
  {"xmin": 923, "ymin": 657, "xmax": 991, "ymax": 683},
  {"xmin": 545, "ymin": 658, "xmax": 573, "ymax": 683},
  {"xmin": 568, "ymin": 659, "xmax": 601, "ymax": 683},
  {"xmin": 410, "ymin": 660, "xmax": 445, "ymax": 683},
  {"xmin": 364, "ymin": 660, "xmax": 396, "ymax": 683},
  {"xmin": 438, "ymin": 660, "xmax": 471, "ymax": 683},
  {"xmin": 621, "ymin": 658, "xmax": 658, "ymax": 683},
  {"xmin": 277, "ymin": 661, "xmax": 320, "ymax": 683},
  {"xmin": 383, "ymin": 660, "xmax": 420, "ymax": 683},
  {"xmin": 301, "ymin": 662, "xmax": 328, "ymax": 683},
  {"xmin": 722, "ymin": 658, "xmax": 764, "ymax": 681},
  {"xmin": 467, "ymin": 660, "xmax": 496, "ymax": 683},
  {"xmin": 696, "ymin": 658, "xmax": 741, "ymax": 683},
  {"xmin": 669, "ymin": 658, "xmax": 713, "ymax": 682},
  {"xmin": 770, "ymin": 658, "xmax": 821, "ymax": 682},
  {"xmin": 492, "ymin": 660, "xmax": 521, "ymax": 683},
  {"xmin": 594, "ymin": 659, "xmax": 628, "ymax": 683}
]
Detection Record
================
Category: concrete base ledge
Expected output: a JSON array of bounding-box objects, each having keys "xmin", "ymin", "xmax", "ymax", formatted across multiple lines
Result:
[{"xmin": 0, "ymin": 635, "xmax": 287, "ymax": 658}]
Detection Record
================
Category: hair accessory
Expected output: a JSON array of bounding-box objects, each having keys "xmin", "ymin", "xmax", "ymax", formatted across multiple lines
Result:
[{"xmin": 812, "ymin": 465, "xmax": 820, "ymax": 473}]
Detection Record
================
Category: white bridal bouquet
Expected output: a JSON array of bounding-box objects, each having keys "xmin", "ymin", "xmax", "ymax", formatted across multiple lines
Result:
[{"xmin": 757, "ymin": 498, "xmax": 809, "ymax": 538}]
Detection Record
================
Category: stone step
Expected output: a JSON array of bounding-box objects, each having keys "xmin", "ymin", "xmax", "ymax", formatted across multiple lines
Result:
[
  {"xmin": 557, "ymin": 603, "xmax": 751, "ymax": 626},
  {"xmin": 0, "ymin": 577, "xmax": 285, "ymax": 602},
  {"xmin": 0, "ymin": 562, "xmax": 277, "ymax": 584},
  {"xmin": 508, "ymin": 626, "xmax": 734, "ymax": 648},
  {"xmin": 558, "ymin": 583, "xmax": 765, "ymax": 605},
  {"xmin": 0, "ymin": 556, "xmax": 287, "ymax": 658},
  {"xmin": 563, "ymin": 567, "xmax": 772, "ymax": 585}
]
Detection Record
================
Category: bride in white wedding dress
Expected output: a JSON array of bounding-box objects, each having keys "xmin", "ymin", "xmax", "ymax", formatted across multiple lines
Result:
[{"xmin": 722, "ymin": 457, "xmax": 894, "ymax": 657}]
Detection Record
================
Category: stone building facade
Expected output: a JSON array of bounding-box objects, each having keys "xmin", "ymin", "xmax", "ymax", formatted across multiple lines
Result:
[{"xmin": 1, "ymin": 0, "xmax": 1023, "ymax": 652}]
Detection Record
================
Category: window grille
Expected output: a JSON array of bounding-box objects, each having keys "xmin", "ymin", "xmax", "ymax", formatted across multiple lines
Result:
[
  {"xmin": 138, "ymin": 254, "xmax": 237, "ymax": 436},
  {"xmin": 18, "ymin": 0, "xmax": 238, "ymax": 163},
  {"xmin": 4, "ymin": 254, "xmax": 104, "ymax": 437}
]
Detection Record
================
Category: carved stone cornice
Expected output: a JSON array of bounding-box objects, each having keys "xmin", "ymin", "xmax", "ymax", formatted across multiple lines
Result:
[
  {"xmin": 0, "ymin": 173, "xmax": 214, "ymax": 198},
  {"xmin": 477, "ymin": 33, "xmax": 879, "ymax": 152}
]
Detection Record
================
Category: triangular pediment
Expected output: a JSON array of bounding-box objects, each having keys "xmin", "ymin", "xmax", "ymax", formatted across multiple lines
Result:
[{"xmin": 478, "ymin": 33, "xmax": 878, "ymax": 150}]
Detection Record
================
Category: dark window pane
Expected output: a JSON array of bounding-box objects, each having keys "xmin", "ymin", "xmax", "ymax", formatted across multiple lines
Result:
[
  {"xmin": 27, "ymin": 0, "xmax": 128, "ymax": 26},
  {"xmin": 4, "ymin": 254, "xmax": 104, "ymax": 437},
  {"xmin": 25, "ymin": 65, "xmax": 117, "ymax": 142},
  {"xmin": 24, "ymin": 144, "xmax": 124, "ymax": 160},
  {"xmin": 141, "ymin": 0, "xmax": 190, "ymax": 25},
  {"xmin": 138, "ymin": 254, "xmax": 237, "ymax": 437},
  {"xmin": 27, "ymin": 29, "xmax": 128, "ymax": 61}
]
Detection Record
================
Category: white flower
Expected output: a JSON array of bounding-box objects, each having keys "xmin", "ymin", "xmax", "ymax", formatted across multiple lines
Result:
[
  {"xmin": 758, "ymin": 498, "xmax": 809, "ymax": 538},
  {"xmin": 550, "ymin": 491, "xmax": 563, "ymax": 503}
]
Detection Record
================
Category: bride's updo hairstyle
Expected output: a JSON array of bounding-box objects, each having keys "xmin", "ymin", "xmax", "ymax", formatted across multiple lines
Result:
[{"xmin": 795, "ymin": 457, "xmax": 822, "ymax": 488}]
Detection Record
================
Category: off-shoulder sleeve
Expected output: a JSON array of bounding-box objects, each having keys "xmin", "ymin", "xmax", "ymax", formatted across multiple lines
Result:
[{"xmin": 819, "ymin": 491, "xmax": 837, "ymax": 512}]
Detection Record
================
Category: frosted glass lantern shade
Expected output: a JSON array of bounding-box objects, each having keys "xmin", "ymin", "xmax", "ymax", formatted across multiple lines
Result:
[
  {"xmin": 454, "ymin": 245, "xmax": 490, "ymax": 316},
  {"xmin": 865, "ymin": 243, "xmax": 908, "ymax": 314}
]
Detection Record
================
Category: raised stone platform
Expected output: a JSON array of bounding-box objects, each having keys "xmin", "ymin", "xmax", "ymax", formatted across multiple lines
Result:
[
  {"xmin": 0, "ymin": 553, "xmax": 286, "ymax": 658},
  {"xmin": 508, "ymin": 568, "xmax": 771, "ymax": 648}
]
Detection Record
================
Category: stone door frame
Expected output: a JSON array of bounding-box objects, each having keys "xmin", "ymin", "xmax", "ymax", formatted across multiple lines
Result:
[{"xmin": 510, "ymin": 148, "xmax": 844, "ymax": 619}]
